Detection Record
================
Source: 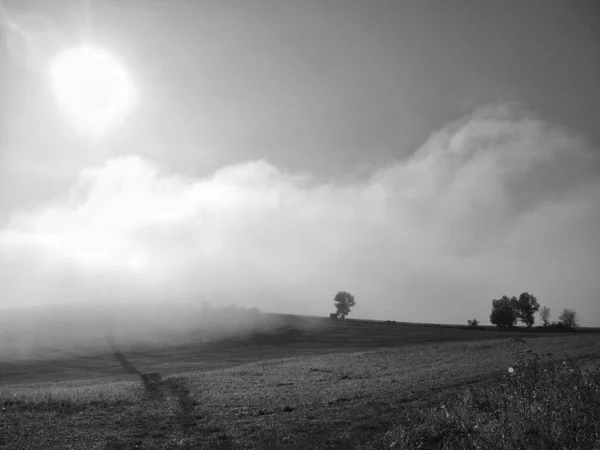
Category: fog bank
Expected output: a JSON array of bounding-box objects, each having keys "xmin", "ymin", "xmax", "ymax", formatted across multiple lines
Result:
[{"xmin": 1, "ymin": 104, "xmax": 599, "ymax": 357}]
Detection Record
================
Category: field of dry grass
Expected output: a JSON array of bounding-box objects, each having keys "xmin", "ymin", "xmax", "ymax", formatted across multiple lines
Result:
[{"xmin": 1, "ymin": 316, "xmax": 599, "ymax": 449}]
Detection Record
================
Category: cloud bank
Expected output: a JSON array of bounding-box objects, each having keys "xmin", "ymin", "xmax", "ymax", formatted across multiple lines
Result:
[{"xmin": 1, "ymin": 104, "xmax": 599, "ymax": 339}]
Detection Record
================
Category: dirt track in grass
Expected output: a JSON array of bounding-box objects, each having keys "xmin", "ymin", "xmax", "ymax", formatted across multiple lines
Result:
[{"xmin": 2, "ymin": 316, "xmax": 599, "ymax": 449}]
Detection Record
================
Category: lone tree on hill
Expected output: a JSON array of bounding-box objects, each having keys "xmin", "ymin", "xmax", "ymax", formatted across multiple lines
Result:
[
  {"xmin": 540, "ymin": 305, "xmax": 551, "ymax": 326},
  {"xmin": 490, "ymin": 295, "xmax": 518, "ymax": 328},
  {"xmin": 558, "ymin": 308, "xmax": 579, "ymax": 329},
  {"xmin": 513, "ymin": 292, "xmax": 540, "ymax": 327},
  {"xmin": 333, "ymin": 291, "xmax": 356, "ymax": 319}
]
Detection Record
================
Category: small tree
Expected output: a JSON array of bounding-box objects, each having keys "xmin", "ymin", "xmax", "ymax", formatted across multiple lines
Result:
[
  {"xmin": 539, "ymin": 306, "xmax": 551, "ymax": 326},
  {"xmin": 558, "ymin": 308, "xmax": 578, "ymax": 329},
  {"xmin": 333, "ymin": 291, "xmax": 356, "ymax": 319},
  {"xmin": 514, "ymin": 292, "xmax": 540, "ymax": 327},
  {"xmin": 467, "ymin": 319, "xmax": 480, "ymax": 327},
  {"xmin": 490, "ymin": 295, "xmax": 518, "ymax": 328}
]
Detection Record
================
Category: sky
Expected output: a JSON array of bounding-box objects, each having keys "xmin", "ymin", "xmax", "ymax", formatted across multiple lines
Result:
[{"xmin": 0, "ymin": 0, "xmax": 599, "ymax": 328}]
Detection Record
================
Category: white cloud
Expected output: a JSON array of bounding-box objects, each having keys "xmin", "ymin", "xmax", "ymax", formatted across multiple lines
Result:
[{"xmin": 1, "ymin": 104, "xmax": 599, "ymax": 333}]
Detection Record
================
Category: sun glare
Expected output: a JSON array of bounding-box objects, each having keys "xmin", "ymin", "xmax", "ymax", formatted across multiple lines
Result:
[{"xmin": 49, "ymin": 44, "xmax": 136, "ymax": 138}]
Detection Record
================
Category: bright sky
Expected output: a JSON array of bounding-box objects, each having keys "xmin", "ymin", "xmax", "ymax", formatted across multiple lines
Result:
[{"xmin": 1, "ymin": 0, "xmax": 599, "ymax": 327}]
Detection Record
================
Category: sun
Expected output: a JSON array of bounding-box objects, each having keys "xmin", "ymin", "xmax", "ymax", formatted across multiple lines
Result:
[{"xmin": 49, "ymin": 44, "xmax": 136, "ymax": 138}]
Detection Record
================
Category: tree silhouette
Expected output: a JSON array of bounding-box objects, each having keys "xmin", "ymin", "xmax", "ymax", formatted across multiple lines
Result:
[
  {"xmin": 558, "ymin": 308, "xmax": 579, "ymax": 328},
  {"xmin": 333, "ymin": 291, "xmax": 356, "ymax": 319},
  {"xmin": 539, "ymin": 306, "xmax": 551, "ymax": 326},
  {"xmin": 514, "ymin": 292, "xmax": 540, "ymax": 327},
  {"xmin": 490, "ymin": 295, "xmax": 518, "ymax": 328}
]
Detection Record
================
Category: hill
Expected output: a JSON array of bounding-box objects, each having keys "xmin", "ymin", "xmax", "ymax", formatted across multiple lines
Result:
[{"xmin": 1, "ymin": 313, "xmax": 599, "ymax": 449}]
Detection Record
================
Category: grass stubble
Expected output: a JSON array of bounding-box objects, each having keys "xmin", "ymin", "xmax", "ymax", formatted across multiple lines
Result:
[
  {"xmin": 1, "ymin": 325, "xmax": 599, "ymax": 449},
  {"xmin": 375, "ymin": 338, "xmax": 600, "ymax": 450}
]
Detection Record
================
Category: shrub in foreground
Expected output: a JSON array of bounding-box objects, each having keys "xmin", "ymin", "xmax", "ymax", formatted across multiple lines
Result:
[{"xmin": 379, "ymin": 338, "xmax": 600, "ymax": 449}]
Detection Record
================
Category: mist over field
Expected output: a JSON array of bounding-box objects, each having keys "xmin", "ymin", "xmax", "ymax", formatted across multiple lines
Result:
[
  {"xmin": 0, "ymin": 298, "xmax": 298, "ymax": 361},
  {"xmin": 1, "ymin": 104, "xmax": 599, "ymax": 354},
  {"xmin": 2, "ymin": 3, "xmax": 600, "ymax": 449}
]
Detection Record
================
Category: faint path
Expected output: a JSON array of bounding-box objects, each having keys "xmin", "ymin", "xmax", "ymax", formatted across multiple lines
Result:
[
  {"xmin": 107, "ymin": 335, "xmax": 198, "ymax": 433},
  {"xmin": 106, "ymin": 335, "xmax": 141, "ymax": 376},
  {"xmin": 162, "ymin": 377, "xmax": 198, "ymax": 430}
]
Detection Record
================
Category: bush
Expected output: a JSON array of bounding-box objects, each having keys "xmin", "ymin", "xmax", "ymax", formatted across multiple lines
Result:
[
  {"xmin": 537, "ymin": 321, "xmax": 577, "ymax": 332},
  {"xmin": 380, "ymin": 338, "xmax": 600, "ymax": 449},
  {"xmin": 467, "ymin": 319, "xmax": 479, "ymax": 327}
]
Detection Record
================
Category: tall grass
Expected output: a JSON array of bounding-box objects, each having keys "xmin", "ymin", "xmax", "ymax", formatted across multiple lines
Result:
[
  {"xmin": 377, "ymin": 338, "xmax": 600, "ymax": 449},
  {"xmin": 0, "ymin": 380, "xmax": 140, "ymax": 413}
]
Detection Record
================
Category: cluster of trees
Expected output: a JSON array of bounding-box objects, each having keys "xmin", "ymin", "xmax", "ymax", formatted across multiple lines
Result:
[
  {"xmin": 330, "ymin": 291, "xmax": 356, "ymax": 320},
  {"xmin": 489, "ymin": 292, "xmax": 578, "ymax": 329},
  {"xmin": 490, "ymin": 293, "xmax": 539, "ymax": 328},
  {"xmin": 542, "ymin": 307, "xmax": 578, "ymax": 329}
]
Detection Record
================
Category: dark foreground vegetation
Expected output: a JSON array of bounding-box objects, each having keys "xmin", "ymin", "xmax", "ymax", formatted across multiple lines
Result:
[
  {"xmin": 1, "ymin": 316, "xmax": 599, "ymax": 449},
  {"xmin": 375, "ymin": 338, "xmax": 600, "ymax": 450}
]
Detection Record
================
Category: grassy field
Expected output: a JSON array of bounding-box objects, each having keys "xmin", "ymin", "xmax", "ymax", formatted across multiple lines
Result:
[{"xmin": 1, "ymin": 315, "xmax": 599, "ymax": 449}]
